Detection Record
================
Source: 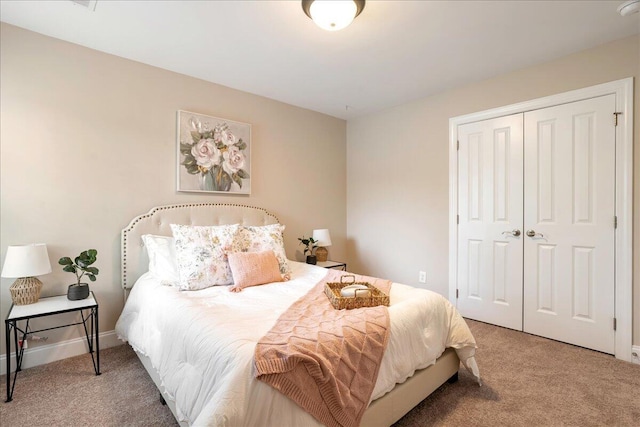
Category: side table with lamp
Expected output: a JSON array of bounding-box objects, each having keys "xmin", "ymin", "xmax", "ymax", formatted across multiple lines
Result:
[{"xmin": 2, "ymin": 243, "xmax": 101, "ymax": 402}]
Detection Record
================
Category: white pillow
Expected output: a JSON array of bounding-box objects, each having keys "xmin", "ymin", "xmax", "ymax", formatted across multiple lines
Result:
[
  {"xmin": 141, "ymin": 234, "xmax": 179, "ymax": 286},
  {"xmin": 237, "ymin": 224, "xmax": 292, "ymax": 280},
  {"xmin": 170, "ymin": 223, "xmax": 242, "ymax": 290}
]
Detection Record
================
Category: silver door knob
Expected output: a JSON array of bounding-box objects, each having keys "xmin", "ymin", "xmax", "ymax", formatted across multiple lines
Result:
[
  {"xmin": 526, "ymin": 229, "xmax": 544, "ymax": 238},
  {"xmin": 502, "ymin": 229, "xmax": 521, "ymax": 237}
]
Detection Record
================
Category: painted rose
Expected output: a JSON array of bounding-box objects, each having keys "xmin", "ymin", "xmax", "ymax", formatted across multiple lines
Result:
[
  {"xmin": 222, "ymin": 145, "xmax": 245, "ymax": 175},
  {"xmin": 191, "ymin": 138, "xmax": 220, "ymax": 171},
  {"xmin": 215, "ymin": 125, "xmax": 237, "ymax": 146}
]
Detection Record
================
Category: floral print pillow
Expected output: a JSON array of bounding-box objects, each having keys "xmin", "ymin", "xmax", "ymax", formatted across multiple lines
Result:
[
  {"xmin": 170, "ymin": 224, "xmax": 241, "ymax": 290},
  {"xmin": 237, "ymin": 224, "xmax": 292, "ymax": 280}
]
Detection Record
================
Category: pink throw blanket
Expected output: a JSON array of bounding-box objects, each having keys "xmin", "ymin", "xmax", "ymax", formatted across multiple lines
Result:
[{"xmin": 254, "ymin": 269, "xmax": 392, "ymax": 427}]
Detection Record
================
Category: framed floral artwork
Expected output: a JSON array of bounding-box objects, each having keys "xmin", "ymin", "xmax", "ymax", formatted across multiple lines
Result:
[{"xmin": 177, "ymin": 110, "xmax": 251, "ymax": 194}]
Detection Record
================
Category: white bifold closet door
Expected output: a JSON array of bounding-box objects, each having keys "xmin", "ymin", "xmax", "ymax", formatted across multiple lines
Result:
[
  {"xmin": 523, "ymin": 94, "xmax": 615, "ymax": 354},
  {"xmin": 457, "ymin": 94, "xmax": 616, "ymax": 354},
  {"xmin": 457, "ymin": 113, "xmax": 524, "ymax": 331}
]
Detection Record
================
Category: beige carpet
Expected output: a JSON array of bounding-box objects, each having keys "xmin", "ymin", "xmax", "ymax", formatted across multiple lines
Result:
[
  {"xmin": 1, "ymin": 320, "xmax": 639, "ymax": 426},
  {"xmin": 394, "ymin": 320, "xmax": 640, "ymax": 426},
  {"xmin": 0, "ymin": 339, "xmax": 177, "ymax": 426}
]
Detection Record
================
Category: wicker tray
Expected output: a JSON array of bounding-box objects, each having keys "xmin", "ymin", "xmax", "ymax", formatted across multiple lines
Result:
[{"xmin": 324, "ymin": 275, "xmax": 389, "ymax": 310}]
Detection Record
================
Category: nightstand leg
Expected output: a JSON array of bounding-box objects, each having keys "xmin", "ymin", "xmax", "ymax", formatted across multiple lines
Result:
[
  {"xmin": 5, "ymin": 319, "xmax": 28, "ymax": 402},
  {"xmin": 95, "ymin": 305, "xmax": 100, "ymax": 375},
  {"xmin": 83, "ymin": 307, "xmax": 100, "ymax": 375},
  {"xmin": 5, "ymin": 320, "xmax": 10, "ymax": 402}
]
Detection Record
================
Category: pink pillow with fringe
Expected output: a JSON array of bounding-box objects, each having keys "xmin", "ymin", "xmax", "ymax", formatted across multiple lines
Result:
[{"xmin": 228, "ymin": 250, "xmax": 284, "ymax": 292}]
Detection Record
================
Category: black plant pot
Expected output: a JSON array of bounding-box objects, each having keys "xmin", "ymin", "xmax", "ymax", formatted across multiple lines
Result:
[
  {"xmin": 306, "ymin": 255, "xmax": 317, "ymax": 265},
  {"xmin": 67, "ymin": 283, "xmax": 90, "ymax": 301}
]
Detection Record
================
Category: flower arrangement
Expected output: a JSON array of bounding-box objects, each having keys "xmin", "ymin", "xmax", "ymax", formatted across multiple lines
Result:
[{"xmin": 180, "ymin": 118, "xmax": 250, "ymax": 192}]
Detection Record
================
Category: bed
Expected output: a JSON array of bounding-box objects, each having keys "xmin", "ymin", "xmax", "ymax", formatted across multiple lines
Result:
[{"xmin": 115, "ymin": 203, "xmax": 479, "ymax": 427}]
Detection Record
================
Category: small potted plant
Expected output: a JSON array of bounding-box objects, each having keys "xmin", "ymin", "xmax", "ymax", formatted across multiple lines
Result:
[
  {"xmin": 298, "ymin": 236, "xmax": 318, "ymax": 265},
  {"xmin": 58, "ymin": 249, "xmax": 99, "ymax": 300}
]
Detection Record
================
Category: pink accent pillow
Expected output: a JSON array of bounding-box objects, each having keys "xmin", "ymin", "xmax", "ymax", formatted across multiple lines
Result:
[
  {"xmin": 237, "ymin": 224, "xmax": 292, "ymax": 280},
  {"xmin": 228, "ymin": 250, "xmax": 284, "ymax": 292}
]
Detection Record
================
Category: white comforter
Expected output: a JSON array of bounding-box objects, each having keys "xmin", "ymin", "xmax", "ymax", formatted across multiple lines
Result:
[{"xmin": 115, "ymin": 261, "xmax": 479, "ymax": 426}]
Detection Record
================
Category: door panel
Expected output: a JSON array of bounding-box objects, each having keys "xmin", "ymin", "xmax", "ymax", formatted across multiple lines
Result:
[
  {"xmin": 523, "ymin": 94, "xmax": 615, "ymax": 354},
  {"xmin": 457, "ymin": 114, "xmax": 524, "ymax": 330}
]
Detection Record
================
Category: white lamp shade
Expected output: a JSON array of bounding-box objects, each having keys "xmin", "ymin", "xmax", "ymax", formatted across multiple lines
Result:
[
  {"xmin": 312, "ymin": 229, "xmax": 332, "ymax": 247},
  {"xmin": 1, "ymin": 243, "xmax": 52, "ymax": 278},
  {"xmin": 309, "ymin": 0, "xmax": 358, "ymax": 31}
]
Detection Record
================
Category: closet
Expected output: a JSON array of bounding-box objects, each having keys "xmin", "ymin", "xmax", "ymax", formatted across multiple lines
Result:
[{"xmin": 455, "ymin": 94, "xmax": 616, "ymax": 354}]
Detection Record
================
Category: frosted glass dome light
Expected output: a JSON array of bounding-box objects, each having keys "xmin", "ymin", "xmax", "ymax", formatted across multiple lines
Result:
[
  {"xmin": 618, "ymin": 0, "xmax": 640, "ymax": 16},
  {"xmin": 302, "ymin": 0, "xmax": 365, "ymax": 32}
]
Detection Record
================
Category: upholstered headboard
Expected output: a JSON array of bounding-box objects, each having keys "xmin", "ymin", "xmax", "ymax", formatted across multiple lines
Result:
[{"xmin": 121, "ymin": 203, "xmax": 280, "ymax": 289}]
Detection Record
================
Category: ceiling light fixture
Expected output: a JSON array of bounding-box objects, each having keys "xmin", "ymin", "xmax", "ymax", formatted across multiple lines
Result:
[
  {"xmin": 618, "ymin": 0, "xmax": 640, "ymax": 16},
  {"xmin": 302, "ymin": 0, "xmax": 365, "ymax": 31}
]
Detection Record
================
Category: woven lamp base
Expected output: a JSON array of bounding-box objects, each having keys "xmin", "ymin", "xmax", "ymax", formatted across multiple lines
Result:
[
  {"xmin": 9, "ymin": 277, "xmax": 43, "ymax": 305},
  {"xmin": 316, "ymin": 247, "xmax": 328, "ymax": 262}
]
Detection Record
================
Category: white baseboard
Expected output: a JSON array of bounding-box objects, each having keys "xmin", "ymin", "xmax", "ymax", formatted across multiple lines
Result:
[
  {"xmin": 0, "ymin": 330, "xmax": 121, "ymax": 376},
  {"xmin": 632, "ymin": 346, "xmax": 640, "ymax": 365}
]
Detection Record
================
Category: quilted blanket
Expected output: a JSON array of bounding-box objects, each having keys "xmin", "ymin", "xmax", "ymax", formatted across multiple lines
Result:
[{"xmin": 254, "ymin": 270, "xmax": 392, "ymax": 427}]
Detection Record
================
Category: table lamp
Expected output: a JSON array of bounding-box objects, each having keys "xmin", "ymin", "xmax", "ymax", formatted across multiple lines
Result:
[
  {"xmin": 2, "ymin": 243, "xmax": 52, "ymax": 305},
  {"xmin": 312, "ymin": 229, "xmax": 332, "ymax": 262}
]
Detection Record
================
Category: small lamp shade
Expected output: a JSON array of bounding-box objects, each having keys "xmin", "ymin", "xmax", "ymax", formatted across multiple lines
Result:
[
  {"xmin": 312, "ymin": 229, "xmax": 332, "ymax": 247},
  {"xmin": 2, "ymin": 244, "xmax": 52, "ymax": 278},
  {"xmin": 313, "ymin": 229, "xmax": 332, "ymax": 262},
  {"xmin": 2, "ymin": 243, "xmax": 52, "ymax": 305}
]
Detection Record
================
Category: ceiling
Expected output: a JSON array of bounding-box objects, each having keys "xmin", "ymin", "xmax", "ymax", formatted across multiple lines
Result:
[{"xmin": 1, "ymin": 1, "xmax": 638, "ymax": 120}]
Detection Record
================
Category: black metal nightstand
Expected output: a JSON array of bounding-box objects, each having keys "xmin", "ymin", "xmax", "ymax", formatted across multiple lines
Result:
[{"xmin": 4, "ymin": 291, "xmax": 100, "ymax": 402}]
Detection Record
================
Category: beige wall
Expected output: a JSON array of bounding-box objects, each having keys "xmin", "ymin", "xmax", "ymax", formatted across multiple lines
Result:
[
  {"xmin": 347, "ymin": 35, "xmax": 640, "ymax": 345},
  {"xmin": 0, "ymin": 23, "xmax": 347, "ymax": 356}
]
